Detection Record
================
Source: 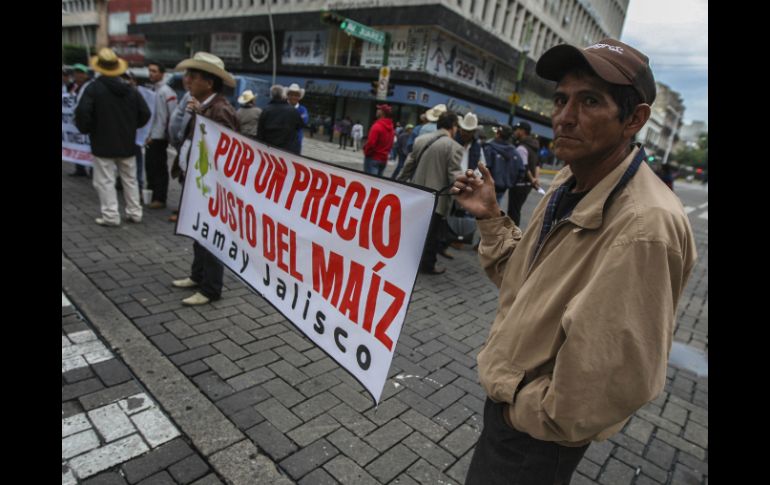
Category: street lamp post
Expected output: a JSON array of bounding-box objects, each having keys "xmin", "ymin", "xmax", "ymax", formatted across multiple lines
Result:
[{"xmin": 266, "ymin": 0, "xmax": 276, "ymax": 85}]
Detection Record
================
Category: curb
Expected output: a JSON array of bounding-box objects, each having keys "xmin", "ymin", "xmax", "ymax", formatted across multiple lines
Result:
[{"xmin": 62, "ymin": 252, "xmax": 294, "ymax": 485}]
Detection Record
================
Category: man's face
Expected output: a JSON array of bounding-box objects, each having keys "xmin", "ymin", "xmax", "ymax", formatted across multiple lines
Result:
[
  {"xmin": 460, "ymin": 129, "xmax": 474, "ymax": 143},
  {"xmin": 73, "ymin": 71, "xmax": 88, "ymax": 85},
  {"xmin": 186, "ymin": 70, "xmax": 214, "ymax": 100},
  {"xmin": 376, "ymin": 109, "xmax": 383, "ymax": 119},
  {"xmin": 513, "ymin": 128, "xmax": 525, "ymax": 141},
  {"xmin": 551, "ymin": 72, "xmax": 625, "ymax": 165},
  {"xmin": 287, "ymin": 91, "xmax": 301, "ymax": 106},
  {"xmin": 148, "ymin": 64, "xmax": 163, "ymax": 83},
  {"xmin": 182, "ymin": 71, "xmax": 192, "ymax": 91},
  {"xmin": 62, "ymin": 72, "xmax": 70, "ymax": 84}
]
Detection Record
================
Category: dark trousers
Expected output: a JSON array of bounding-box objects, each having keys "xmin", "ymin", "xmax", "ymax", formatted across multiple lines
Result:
[
  {"xmin": 420, "ymin": 212, "xmax": 447, "ymax": 271},
  {"xmin": 391, "ymin": 152, "xmax": 407, "ymax": 180},
  {"xmin": 146, "ymin": 139, "xmax": 169, "ymax": 203},
  {"xmin": 339, "ymin": 133, "xmax": 350, "ymax": 149},
  {"xmin": 465, "ymin": 398, "xmax": 589, "ymax": 485},
  {"xmin": 191, "ymin": 242, "xmax": 224, "ymax": 300},
  {"xmin": 507, "ymin": 185, "xmax": 531, "ymax": 226}
]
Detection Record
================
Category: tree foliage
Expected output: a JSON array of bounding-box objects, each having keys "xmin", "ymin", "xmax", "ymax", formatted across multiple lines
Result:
[{"xmin": 673, "ymin": 132, "xmax": 708, "ymax": 170}]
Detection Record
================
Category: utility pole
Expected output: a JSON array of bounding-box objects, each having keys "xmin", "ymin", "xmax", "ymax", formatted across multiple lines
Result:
[
  {"xmin": 266, "ymin": 0, "xmax": 276, "ymax": 85},
  {"xmin": 508, "ymin": 20, "xmax": 533, "ymax": 126}
]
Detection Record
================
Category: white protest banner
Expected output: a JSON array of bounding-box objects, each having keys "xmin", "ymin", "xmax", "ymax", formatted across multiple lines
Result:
[
  {"xmin": 177, "ymin": 116, "xmax": 435, "ymax": 403},
  {"xmin": 136, "ymin": 85, "xmax": 156, "ymax": 146},
  {"xmin": 62, "ymin": 93, "xmax": 93, "ymax": 167}
]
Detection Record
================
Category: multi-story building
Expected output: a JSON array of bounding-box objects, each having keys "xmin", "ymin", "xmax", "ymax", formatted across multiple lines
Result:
[
  {"xmin": 637, "ymin": 82, "xmax": 685, "ymax": 163},
  {"xmin": 108, "ymin": 0, "xmax": 153, "ymax": 66},
  {"xmin": 62, "ymin": 0, "xmax": 108, "ymax": 55},
  {"xmin": 130, "ymin": 0, "xmax": 628, "ymax": 138}
]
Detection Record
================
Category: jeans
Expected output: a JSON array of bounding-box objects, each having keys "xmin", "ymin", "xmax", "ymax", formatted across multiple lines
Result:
[
  {"xmin": 364, "ymin": 157, "xmax": 385, "ymax": 176},
  {"xmin": 465, "ymin": 398, "xmax": 589, "ymax": 485},
  {"xmin": 507, "ymin": 185, "xmax": 531, "ymax": 227},
  {"xmin": 191, "ymin": 241, "xmax": 224, "ymax": 300},
  {"xmin": 391, "ymin": 153, "xmax": 407, "ymax": 180}
]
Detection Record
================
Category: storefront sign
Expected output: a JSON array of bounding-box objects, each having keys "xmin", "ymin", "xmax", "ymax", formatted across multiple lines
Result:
[
  {"xmin": 282, "ymin": 31, "xmax": 327, "ymax": 65},
  {"xmin": 211, "ymin": 33, "xmax": 243, "ymax": 62}
]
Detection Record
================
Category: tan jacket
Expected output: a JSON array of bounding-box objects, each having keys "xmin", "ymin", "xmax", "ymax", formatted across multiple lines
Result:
[
  {"xmin": 399, "ymin": 129, "xmax": 463, "ymax": 217},
  {"xmin": 476, "ymin": 146, "xmax": 697, "ymax": 447}
]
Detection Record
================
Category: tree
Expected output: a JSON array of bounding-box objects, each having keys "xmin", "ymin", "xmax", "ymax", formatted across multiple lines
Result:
[{"xmin": 673, "ymin": 132, "xmax": 707, "ymax": 171}]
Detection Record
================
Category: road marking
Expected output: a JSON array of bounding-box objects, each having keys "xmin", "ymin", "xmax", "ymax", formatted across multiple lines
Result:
[
  {"xmin": 698, "ymin": 202, "xmax": 709, "ymax": 209},
  {"xmin": 684, "ymin": 206, "xmax": 696, "ymax": 214},
  {"xmin": 698, "ymin": 211, "xmax": 708, "ymax": 220},
  {"xmin": 62, "ymin": 292, "xmax": 71, "ymax": 307}
]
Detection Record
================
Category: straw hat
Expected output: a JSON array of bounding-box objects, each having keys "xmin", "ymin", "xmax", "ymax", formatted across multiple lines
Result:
[
  {"xmin": 458, "ymin": 112, "xmax": 479, "ymax": 131},
  {"xmin": 90, "ymin": 48, "xmax": 128, "ymax": 77},
  {"xmin": 238, "ymin": 90, "xmax": 256, "ymax": 105},
  {"xmin": 425, "ymin": 103, "xmax": 447, "ymax": 122},
  {"xmin": 175, "ymin": 52, "xmax": 236, "ymax": 88},
  {"xmin": 284, "ymin": 83, "xmax": 305, "ymax": 99}
]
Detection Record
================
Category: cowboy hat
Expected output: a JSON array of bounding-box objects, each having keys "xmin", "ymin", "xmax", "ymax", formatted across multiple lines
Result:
[
  {"xmin": 238, "ymin": 89, "xmax": 256, "ymax": 105},
  {"xmin": 458, "ymin": 112, "xmax": 479, "ymax": 131},
  {"xmin": 425, "ymin": 103, "xmax": 447, "ymax": 122},
  {"xmin": 175, "ymin": 52, "xmax": 236, "ymax": 88},
  {"xmin": 90, "ymin": 48, "xmax": 127, "ymax": 77},
  {"xmin": 284, "ymin": 83, "xmax": 305, "ymax": 99}
]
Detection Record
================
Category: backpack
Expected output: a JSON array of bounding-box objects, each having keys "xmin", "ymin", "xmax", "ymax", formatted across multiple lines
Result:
[{"xmin": 485, "ymin": 143, "xmax": 522, "ymax": 192}]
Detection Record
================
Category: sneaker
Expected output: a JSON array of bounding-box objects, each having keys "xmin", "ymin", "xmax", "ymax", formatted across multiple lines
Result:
[
  {"xmin": 182, "ymin": 292, "xmax": 210, "ymax": 306},
  {"xmin": 148, "ymin": 201, "xmax": 166, "ymax": 209},
  {"xmin": 126, "ymin": 216, "xmax": 142, "ymax": 223},
  {"xmin": 95, "ymin": 217, "xmax": 120, "ymax": 227},
  {"xmin": 172, "ymin": 277, "xmax": 198, "ymax": 288},
  {"xmin": 168, "ymin": 214, "xmax": 178, "ymax": 222}
]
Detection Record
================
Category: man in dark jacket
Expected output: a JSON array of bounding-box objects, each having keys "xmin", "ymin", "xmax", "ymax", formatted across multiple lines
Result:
[
  {"xmin": 507, "ymin": 121, "xmax": 542, "ymax": 226},
  {"xmin": 256, "ymin": 85, "xmax": 304, "ymax": 154},
  {"xmin": 169, "ymin": 52, "xmax": 240, "ymax": 307},
  {"xmin": 75, "ymin": 48, "xmax": 151, "ymax": 227}
]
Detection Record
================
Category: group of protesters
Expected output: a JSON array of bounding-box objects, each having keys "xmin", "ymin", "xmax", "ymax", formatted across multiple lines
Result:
[
  {"xmin": 66, "ymin": 48, "xmax": 314, "ymax": 307},
  {"xmin": 64, "ymin": 37, "xmax": 700, "ymax": 485}
]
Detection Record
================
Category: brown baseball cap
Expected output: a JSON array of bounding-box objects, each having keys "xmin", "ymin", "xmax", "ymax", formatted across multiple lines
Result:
[{"xmin": 536, "ymin": 38, "xmax": 656, "ymax": 105}]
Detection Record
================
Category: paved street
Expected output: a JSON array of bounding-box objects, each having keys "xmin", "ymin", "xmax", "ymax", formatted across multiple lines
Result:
[{"xmin": 62, "ymin": 138, "xmax": 707, "ymax": 485}]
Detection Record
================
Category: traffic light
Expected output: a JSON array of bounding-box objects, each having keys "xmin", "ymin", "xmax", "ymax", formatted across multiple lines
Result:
[
  {"xmin": 321, "ymin": 11, "xmax": 347, "ymax": 29},
  {"xmin": 370, "ymin": 81, "xmax": 378, "ymax": 96},
  {"xmin": 387, "ymin": 81, "xmax": 395, "ymax": 97}
]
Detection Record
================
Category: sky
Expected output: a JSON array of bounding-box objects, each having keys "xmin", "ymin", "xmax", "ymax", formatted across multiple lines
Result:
[{"xmin": 620, "ymin": 0, "xmax": 708, "ymax": 125}]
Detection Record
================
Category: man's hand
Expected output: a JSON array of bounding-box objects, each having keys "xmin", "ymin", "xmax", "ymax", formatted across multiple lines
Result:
[
  {"xmin": 186, "ymin": 98, "xmax": 201, "ymax": 114},
  {"xmin": 531, "ymin": 177, "xmax": 541, "ymax": 190},
  {"xmin": 450, "ymin": 161, "xmax": 501, "ymax": 219}
]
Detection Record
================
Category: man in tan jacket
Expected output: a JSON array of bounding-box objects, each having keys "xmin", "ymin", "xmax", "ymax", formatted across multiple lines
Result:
[{"xmin": 451, "ymin": 39, "xmax": 697, "ymax": 484}]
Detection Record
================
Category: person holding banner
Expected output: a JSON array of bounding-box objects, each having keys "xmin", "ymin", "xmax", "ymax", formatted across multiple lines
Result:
[
  {"xmin": 75, "ymin": 48, "xmax": 151, "ymax": 227},
  {"xmin": 450, "ymin": 38, "xmax": 696, "ymax": 484},
  {"xmin": 68, "ymin": 63, "xmax": 93, "ymax": 177},
  {"xmin": 170, "ymin": 52, "xmax": 239, "ymax": 306}
]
